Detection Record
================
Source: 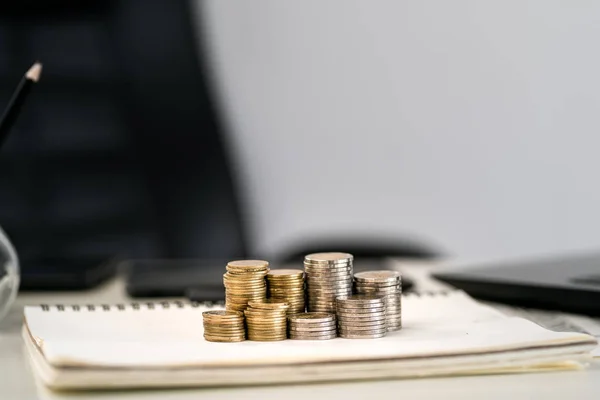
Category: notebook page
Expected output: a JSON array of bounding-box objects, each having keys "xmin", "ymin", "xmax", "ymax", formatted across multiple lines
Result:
[{"xmin": 24, "ymin": 292, "xmax": 597, "ymax": 368}]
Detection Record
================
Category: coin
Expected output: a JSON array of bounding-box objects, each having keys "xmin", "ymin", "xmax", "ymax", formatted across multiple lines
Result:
[
  {"xmin": 247, "ymin": 300, "xmax": 289, "ymax": 310},
  {"xmin": 267, "ymin": 269, "xmax": 304, "ymax": 277},
  {"xmin": 288, "ymin": 312, "xmax": 335, "ymax": 321},
  {"xmin": 289, "ymin": 329, "xmax": 337, "ymax": 336},
  {"xmin": 338, "ymin": 331, "xmax": 386, "ymax": 339},
  {"xmin": 304, "ymin": 252, "xmax": 353, "ymax": 263},
  {"xmin": 338, "ymin": 294, "xmax": 385, "ymax": 304},
  {"xmin": 227, "ymin": 259, "xmax": 269, "ymax": 270},
  {"xmin": 203, "ymin": 308, "xmax": 246, "ymax": 342},
  {"xmin": 202, "ymin": 310, "xmax": 243, "ymax": 318},
  {"xmin": 354, "ymin": 270, "xmax": 400, "ymax": 282}
]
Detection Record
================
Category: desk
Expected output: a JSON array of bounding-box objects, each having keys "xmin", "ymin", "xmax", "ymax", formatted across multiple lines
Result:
[{"xmin": 2, "ymin": 261, "xmax": 600, "ymax": 399}]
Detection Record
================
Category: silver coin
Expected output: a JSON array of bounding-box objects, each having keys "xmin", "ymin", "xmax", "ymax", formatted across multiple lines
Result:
[
  {"xmin": 304, "ymin": 252, "xmax": 353, "ymax": 262},
  {"xmin": 288, "ymin": 322, "xmax": 336, "ymax": 330},
  {"xmin": 336, "ymin": 302, "xmax": 386, "ymax": 309},
  {"xmin": 354, "ymin": 281, "xmax": 401, "ymax": 288},
  {"xmin": 289, "ymin": 333, "xmax": 338, "ymax": 339},
  {"xmin": 305, "ymin": 273, "xmax": 353, "ymax": 279},
  {"xmin": 288, "ymin": 318, "xmax": 336, "ymax": 325},
  {"xmin": 306, "ymin": 283, "xmax": 353, "ymax": 289},
  {"xmin": 337, "ymin": 294, "xmax": 385, "ymax": 304},
  {"xmin": 337, "ymin": 314, "xmax": 387, "ymax": 320},
  {"xmin": 305, "ymin": 275, "xmax": 352, "ymax": 281},
  {"xmin": 338, "ymin": 331, "xmax": 387, "ymax": 339},
  {"xmin": 307, "ymin": 290, "xmax": 353, "ymax": 296},
  {"xmin": 335, "ymin": 305, "xmax": 386, "ymax": 315},
  {"xmin": 338, "ymin": 320, "xmax": 386, "ymax": 327},
  {"xmin": 354, "ymin": 279, "xmax": 401, "ymax": 286},
  {"xmin": 336, "ymin": 312, "xmax": 386, "ymax": 319},
  {"xmin": 288, "ymin": 312, "xmax": 334, "ymax": 321},
  {"xmin": 336, "ymin": 312, "xmax": 386, "ymax": 318},
  {"xmin": 353, "ymin": 270, "xmax": 400, "ymax": 282},
  {"xmin": 304, "ymin": 266, "xmax": 352, "ymax": 273},
  {"xmin": 337, "ymin": 315, "xmax": 387, "ymax": 322},
  {"xmin": 355, "ymin": 286, "xmax": 401, "ymax": 293},
  {"xmin": 338, "ymin": 325, "xmax": 387, "ymax": 333},
  {"xmin": 289, "ymin": 334, "xmax": 337, "ymax": 340},
  {"xmin": 289, "ymin": 328, "xmax": 338, "ymax": 334}
]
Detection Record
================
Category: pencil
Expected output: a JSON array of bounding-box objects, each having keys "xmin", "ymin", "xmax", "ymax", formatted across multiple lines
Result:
[{"xmin": 0, "ymin": 62, "xmax": 43, "ymax": 149}]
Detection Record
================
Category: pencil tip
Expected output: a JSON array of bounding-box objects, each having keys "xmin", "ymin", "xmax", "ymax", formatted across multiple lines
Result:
[{"xmin": 25, "ymin": 62, "xmax": 43, "ymax": 82}]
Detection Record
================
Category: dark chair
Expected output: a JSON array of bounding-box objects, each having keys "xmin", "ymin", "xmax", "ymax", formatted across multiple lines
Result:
[{"xmin": 0, "ymin": 0, "xmax": 247, "ymax": 289}]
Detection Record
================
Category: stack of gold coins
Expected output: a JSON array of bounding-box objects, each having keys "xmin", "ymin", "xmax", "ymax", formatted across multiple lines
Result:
[
  {"xmin": 336, "ymin": 295, "xmax": 387, "ymax": 339},
  {"xmin": 244, "ymin": 300, "xmax": 288, "ymax": 341},
  {"xmin": 224, "ymin": 260, "xmax": 269, "ymax": 312},
  {"xmin": 288, "ymin": 312, "xmax": 337, "ymax": 340},
  {"xmin": 354, "ymin": 270, "xmax": 402, "ymax": 331},
  {"xmin": 266, "ymin": 269, "xmax": 305, "ymax": 314},
  {"xmin": 304, "ymin": 252, "xmax": 354, "ymax": 313},
  {"xmin": 202, "ymin": 310, "xmax": 246, "ymax": 342}
]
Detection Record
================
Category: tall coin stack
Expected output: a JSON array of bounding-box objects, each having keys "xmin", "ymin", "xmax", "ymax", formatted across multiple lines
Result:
[
  {"xmin": 336, "ymin": 295, "xmax": 387, "ymax": 339},
  {"xmin": 304, "ymin": 252, "xmax": 354, "ymax": 313},
  {"xmin": 288, "ymin": 312, "xmax": 337, "ymax": 340},
  {"xmin": 202, "ymin": 310, "xmax": 246, "ymax": 342},
  {"xmin": 353, "ymin": 271, "xmax": 402, "ymax": 331},
  {"xmin": 224, "ymin": 260, "xmax": 269, "ymax": 312},
  {"xmin": 266, "ymin": 269, "xmax": 305, "ymax": 314},
  {"xmin": 244, "ymin": 300, "xmax": 288, "ymax": 341}
]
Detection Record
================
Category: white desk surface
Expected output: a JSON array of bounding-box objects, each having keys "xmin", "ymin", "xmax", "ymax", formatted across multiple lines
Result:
[{"xmin": 1, "ymin": 260, "xmax": 599, "ymax": 400}]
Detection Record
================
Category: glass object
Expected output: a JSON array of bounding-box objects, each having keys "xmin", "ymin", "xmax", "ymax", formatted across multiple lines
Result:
[{"xmin": 0, "ymin": 225, "xmax": 19, "ymax": 323}]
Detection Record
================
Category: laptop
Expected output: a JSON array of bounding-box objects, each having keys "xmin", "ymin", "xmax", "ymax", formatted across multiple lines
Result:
[{"xmin": 433, "ymin": 252, "xmax": 600, "ymax": 316}]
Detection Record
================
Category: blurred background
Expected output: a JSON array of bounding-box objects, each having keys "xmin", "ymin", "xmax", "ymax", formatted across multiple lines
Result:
[{"xmin": 1, "ymin": 0, "xmax": 600, "ymax": 289}]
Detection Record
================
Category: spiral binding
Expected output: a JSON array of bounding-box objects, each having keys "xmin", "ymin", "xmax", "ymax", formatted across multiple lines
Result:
[
  {"xmin": 39, "ymin": 300, "xmax": 226, "ymax": 312},
  {"xmin": 37, "ymin": 291, "xmax": 453, "ymax": 312}
]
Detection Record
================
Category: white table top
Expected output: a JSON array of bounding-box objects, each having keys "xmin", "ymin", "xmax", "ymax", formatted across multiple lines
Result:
[{"xmin": 2, "ymin": 260, "xmax": 599, "ymax": 399}]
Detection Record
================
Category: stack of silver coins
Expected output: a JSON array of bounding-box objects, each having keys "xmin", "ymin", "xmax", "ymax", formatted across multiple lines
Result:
[
  {"xmin": 353, "ymin": 271, "xmax": 402, "ymax": 331},
  {"xmin": 336, "ymin": 295, "xmax": 387, "ymax": 339},
  {"xmin": 304, "ymin": 252, "xmax": 354, "ymax": 313},
  {"xmin": 287, "ymin": 312, "xmax": 337, "ymax": 340}
]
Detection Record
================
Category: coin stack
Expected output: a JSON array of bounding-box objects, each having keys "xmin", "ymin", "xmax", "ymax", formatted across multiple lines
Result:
[
  {"xmin": 353, "ymin": 270, "xmax": 402, "ymax": 331},
  {"xmin": 244, "ymin": 300, "xmax": 289, "ymax": 341},
  {"xmin": 266, "ymin": 269, "xmax": 305, "ymax": 314},
  {"xmin": 202, "ymin": 310, "xmax": 246, "ymax": 342},
  {"xmin": 224, "ymin": 260, "xmax": 269, "ymax": 312},
  {"xmin": 304, "ymin": 252, "xmax": 354, "ymax": 313},
  {"xmin": 336, "ymin": 295, "xmax": 387, "ymax": 339},
  {"xmin": 288, "ymin": 312, "xmax": 337, "ymax": 340}
]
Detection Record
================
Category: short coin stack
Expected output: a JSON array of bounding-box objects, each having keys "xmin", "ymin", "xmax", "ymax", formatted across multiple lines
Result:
[
  {"xmin": 266, "ymin": 269, "xmax": 305, "ymax": 314},
  {"xmin": 202, "ymin": 310, "xmax": 246, "ymax": 342},
  {"xmin": 304, "ymin": 252, "xmax": 354, "ymax": 313},
  {"xmin": 288, "ymin": 313, "xmax": 337, "ymax": 340},
  {"xmin": 224, "ymin": 260, "xmax": 269, "ymax": 312},
  {"xmin": 336, "ymin": 295, "xmax": 387, "ymax": 339},
  {"xmin": 354, "ymin": 271, "xmax": 402, "ymax": 331},
  {"xmin": 244, "ymin": 300, "xmax": 289, "ymax": 341}
]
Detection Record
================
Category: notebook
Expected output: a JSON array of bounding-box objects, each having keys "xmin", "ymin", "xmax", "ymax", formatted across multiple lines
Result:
[{"xmin": 23, "ymin": 291, "xmax": 597, "ymax": 390}]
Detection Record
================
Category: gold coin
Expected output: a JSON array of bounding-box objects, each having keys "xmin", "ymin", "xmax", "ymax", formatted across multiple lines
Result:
[
  {"xmin": 226, "ymin": 259, "xmax": 269, "ymax": 271},
  {"xmin": 267, "ymin": 269, "xmax": 304, "ymax": 278},
  {"xmin": 204, "ymin": 335, "xmax": 246, "ymax": 343},
  {"xmin": 247, "ymin": 300, "xmax": 289, "ymax": 309},
  {"xmin": 202, "ymin": 310, "xmax": 243, "ymax": 318}
]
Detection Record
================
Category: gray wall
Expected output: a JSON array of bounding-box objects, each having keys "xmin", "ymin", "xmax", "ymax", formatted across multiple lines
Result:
[{"xmin": 195, "ymin": 0, "xmax": 600, "ymax": 260}]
